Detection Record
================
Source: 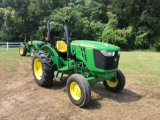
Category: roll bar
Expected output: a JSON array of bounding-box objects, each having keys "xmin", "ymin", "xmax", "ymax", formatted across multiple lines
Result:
[
  {"xmin": 46, "ymin": 19, "xmax": 70, "ymax": 57},
  {"xmin": 46, "ymin": 20, "xmax": 70, "ymax": 46}
]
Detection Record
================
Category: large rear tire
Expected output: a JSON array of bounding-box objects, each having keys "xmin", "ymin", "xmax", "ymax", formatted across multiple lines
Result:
[
  {"xmin": 66, "ymin": 74, "xmax": 91, "ymax": 107},
  {"xmin": 103, "ymin": 69, "xmax": 125, "ymax": 92},
  {"xmin": 32, "ymin": 50, "xmax": 54, "ymax": 87},
  {"xmin": 19, "ymin": 44, "xmax": 27, "ymax": 56}
]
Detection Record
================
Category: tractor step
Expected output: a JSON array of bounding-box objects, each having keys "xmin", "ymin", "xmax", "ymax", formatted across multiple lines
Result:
[
  {"xmin": 58, "ymin": 66, "xmax": 69, "ymax": 71},
  {"xmin": 55, "ymin": 71, "xmax": 64, "ymax": 81}
]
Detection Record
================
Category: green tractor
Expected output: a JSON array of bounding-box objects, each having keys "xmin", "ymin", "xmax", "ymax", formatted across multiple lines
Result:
[
  {"xmin": 19, "ymin": 34, "xmax": 45, "ymax": 57},
  {"xmin": 32, "ymin": 20, "xmax": 125, "ymax": 107}
]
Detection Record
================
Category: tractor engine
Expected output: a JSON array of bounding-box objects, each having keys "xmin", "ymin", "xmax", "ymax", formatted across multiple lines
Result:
[{"xmin": 70, "ymin": 40, "xmax": 121, "ymax": 72}]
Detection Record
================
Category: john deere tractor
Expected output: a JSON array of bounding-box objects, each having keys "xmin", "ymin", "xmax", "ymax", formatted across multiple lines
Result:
[
  {"xmin": 32, "ymin": 20, "xmax": 125, "ymax": 107},
  {"xmin": 19, "ymin": 34, "xmax": 45, "ymax": 57}
]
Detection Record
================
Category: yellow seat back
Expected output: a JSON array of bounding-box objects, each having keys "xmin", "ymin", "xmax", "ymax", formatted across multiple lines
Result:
[
  {"xmin": 56, "ymin": 41, "xmax": 67, "ymax": 53},
  {"xmin": 28, "ymin": 41, "xmax": 32, "ymax": 45}
]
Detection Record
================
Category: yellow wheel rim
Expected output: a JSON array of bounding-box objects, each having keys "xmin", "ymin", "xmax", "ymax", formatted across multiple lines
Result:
[
  {"xmin": 30, "ymin": 51, "xmax": 34, "ymax": 57},
  {"xmin": 70, "ymin": 82, "xmax": 81, "ymax": 100},
  {"xmin": 106, "ymin": 78, "xmax": 118, "ymax": 88},
  {"xmin": 34, "ymin": 58, "xmax": 42, "ymax": 80},
  {"xmin": 19, "ymin": 46, "xmax": 23, "ymax": 55}
]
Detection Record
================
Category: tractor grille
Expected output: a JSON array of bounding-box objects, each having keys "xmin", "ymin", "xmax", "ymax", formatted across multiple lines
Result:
[
  {"xmin": 93, "ymin": 49, "xmax": 119, "ymax": 70},
  {"xmin": 81, "ymin": 47, "xmax": 87, "ymax": 62}
]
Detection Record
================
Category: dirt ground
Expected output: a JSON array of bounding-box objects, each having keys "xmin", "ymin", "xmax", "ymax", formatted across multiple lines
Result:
[{"xmin": 0, "ymin": 56, "xmax": 159, "ymax": 120}]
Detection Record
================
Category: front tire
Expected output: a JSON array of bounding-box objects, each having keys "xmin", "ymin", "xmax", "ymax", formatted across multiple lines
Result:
[
  {"xmin": 32, "ymin": 51, "xmax": 54, "ymax": 87},
  {"xmin": 66, "ymin": 74, "xmax": 91, "ymax": 107},
  {"xmin": 103, "ymin": 69, "xmax": 125, "ymax": 92},
  {"xmin": 19, "ymin": 44, "xmax": 27, "ymax": 56}
]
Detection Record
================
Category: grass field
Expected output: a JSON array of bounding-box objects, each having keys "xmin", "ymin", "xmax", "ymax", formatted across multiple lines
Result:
[
  {"xmin": 119, "ymin": 51, "xmax": 160, "ymax": 99},
  {"xmin": 0, "ymin": 50, "xmax": 160, "ymax": 96},
  {"xmin": 1, "ymin": 50, "xmax": 159, "ymax": 87},
  {"xmin": 0, "ymin": 50, "xmax": 159, "ymax": 120}
]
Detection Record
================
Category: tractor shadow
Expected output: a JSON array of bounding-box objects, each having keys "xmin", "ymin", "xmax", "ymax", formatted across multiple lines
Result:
[
  {"xmin": 86, "ymin": 83, "xmax": 142, "ymax": 109},
  {"xmin": 47, "ymin": 77, "xmax": 142, "ymax": 109},
  {"xmin": 47, "ymin": 76, "xmax": 68, "ymax": 90},
  {"xmin": 19, "ymin": 55, "xmax": 30, "ymax": 57}
]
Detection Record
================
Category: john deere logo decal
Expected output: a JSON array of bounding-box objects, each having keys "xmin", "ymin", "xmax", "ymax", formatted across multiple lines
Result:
[{"xmin": 114, "ymin": 58, "xmax": 118, "ymax": 62}]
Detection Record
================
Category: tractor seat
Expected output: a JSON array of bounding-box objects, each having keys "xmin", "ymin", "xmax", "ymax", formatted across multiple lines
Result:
[
  {"xmin": 28, "ymin": 41, "xmax": 32, "ymax": 45},
  {"xmin": 56, "ymin": 41, "xmax": 67, "ymax": 53}
]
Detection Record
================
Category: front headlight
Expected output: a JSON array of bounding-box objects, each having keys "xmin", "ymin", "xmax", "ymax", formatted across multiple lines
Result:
[
  {"xmin": 101, "ymin": 51, "xmax": 115, "ymax": 57},
  {"xmin": 118, "ymin": 51, "xmax": 121, "ymax": 56}
]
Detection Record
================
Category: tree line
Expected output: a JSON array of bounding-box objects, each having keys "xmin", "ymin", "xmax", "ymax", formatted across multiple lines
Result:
[{"xmin": 0, "ymin": 0, "xmax": 160, "ymax": 51}]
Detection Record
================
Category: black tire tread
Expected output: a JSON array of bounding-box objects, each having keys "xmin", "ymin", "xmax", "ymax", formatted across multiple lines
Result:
[
  {"xmin": 103, "ymin": 69, "xmax": 125, "ymax": 93},
  {"xmin": 66, "ymin": 74, "xmax": 91, "ymax": 107},
  {"xmin": 32, "ymin": 50, "xmax": 54, "ymax": 87},
  {"xmin": 19, "ymin": 44, "xmax": 27, "ymax": 56}
]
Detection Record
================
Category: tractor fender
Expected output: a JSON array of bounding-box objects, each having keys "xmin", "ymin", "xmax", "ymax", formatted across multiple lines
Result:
[
  {"xmin": 40, "ymin": 45, "xmax": 62, "ymax": 69},
  {"xmin": 22, "ymin": 42, "xmax": 30, "ymax": 51}
]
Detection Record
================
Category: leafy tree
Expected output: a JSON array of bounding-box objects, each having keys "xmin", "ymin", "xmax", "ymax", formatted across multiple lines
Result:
[
  {"xmin": 100, "ymin": 25, "xmax": 134, "ymax": 49},
  {"xmin": 0, "ymin": 0, "xmax": 160, "ymax": 50}
]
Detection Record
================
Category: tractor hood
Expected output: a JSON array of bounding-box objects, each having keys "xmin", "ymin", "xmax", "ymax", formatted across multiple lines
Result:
[{"xmin": 71, "ymin": 40, "xmax": 120, "ymax": 51}]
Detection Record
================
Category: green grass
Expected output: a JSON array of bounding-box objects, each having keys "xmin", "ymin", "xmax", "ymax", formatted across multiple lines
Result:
[
  {"xmin": 0, "ymin": 50, "xmax": 31, "ymax": 78},
  {"xmin": 0, "ymin": 50, "xmax": 160, "ymax": 97},
  {"xmin": 0, "ymin": 50, "xmax": 27, "ymax": 65},
  {"xmin": 119, "ymin": 51, "xmax": 160, "ymax": 87},
  {"xmin": 0, "ymin": 50, "xmax": 32, "ymax": 68},
  {"xmin": 1, "ymin": 50, "xmax": 160, "ymax": 85}
]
